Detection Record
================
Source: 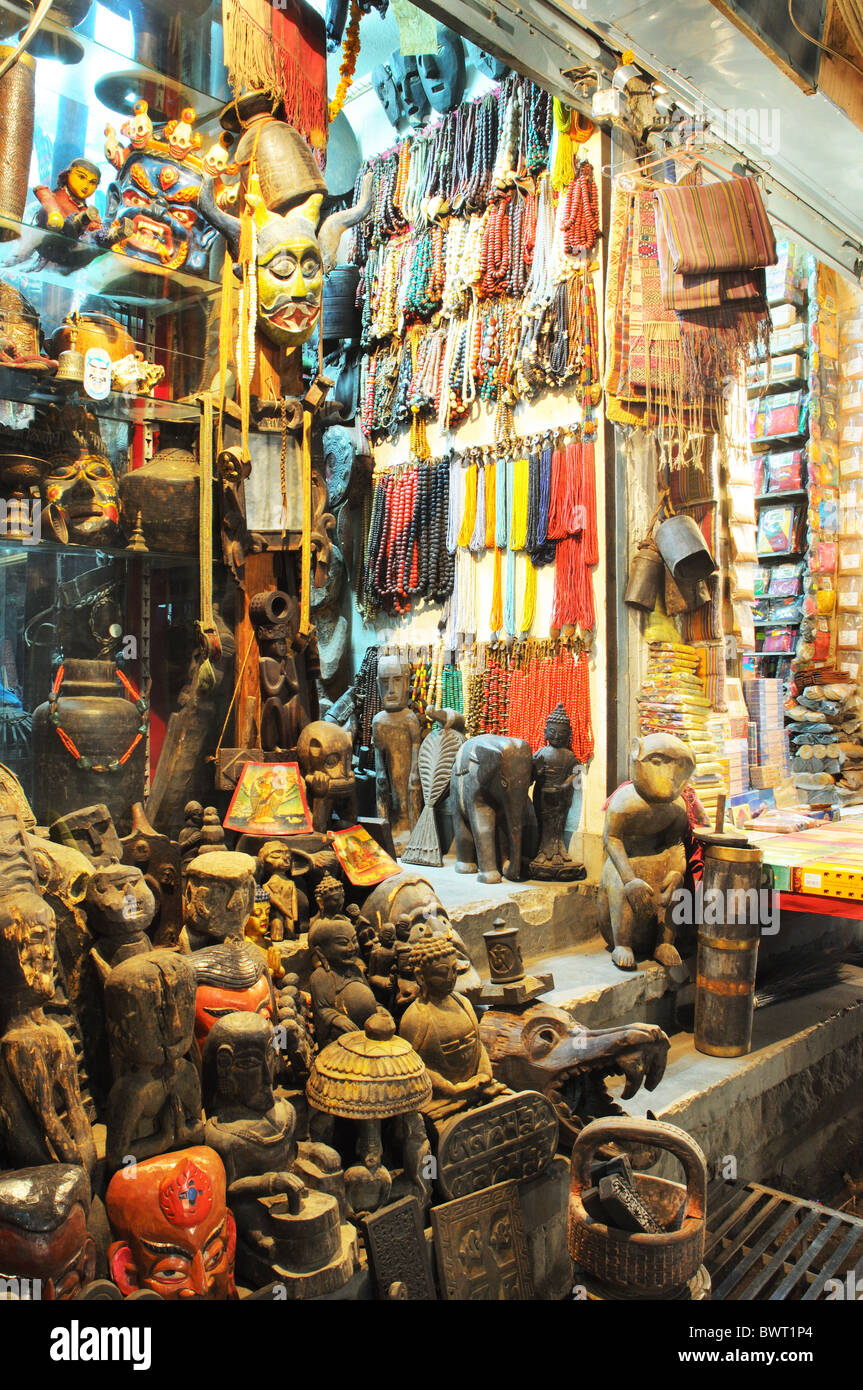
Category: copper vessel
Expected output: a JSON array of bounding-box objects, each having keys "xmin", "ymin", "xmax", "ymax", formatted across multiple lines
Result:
[
  {"xmin": 119, "ymin": 443, "xmax": 199, "ymax": 554},
  {"xmin": 32, "ymin": 659, "xmax": 147, "ymax": 834}
]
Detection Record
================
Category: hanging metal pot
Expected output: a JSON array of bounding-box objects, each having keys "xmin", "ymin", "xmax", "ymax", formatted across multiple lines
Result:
[
  {"xmin": 664, "ymin": 568, "xmax": 711, "ymax": 616},
  {"xmin": 655, "ymin": 513, "xmax": 715, "ymax": 584},
  {"xmin": 624, "ymin": 536, "xmax": 664, "ymax": 611}
]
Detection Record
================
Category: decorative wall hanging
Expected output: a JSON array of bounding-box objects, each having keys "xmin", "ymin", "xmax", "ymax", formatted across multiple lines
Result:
[{"xmin": 223, "ymin": 760, "xmax": 313, "ymax": 835}]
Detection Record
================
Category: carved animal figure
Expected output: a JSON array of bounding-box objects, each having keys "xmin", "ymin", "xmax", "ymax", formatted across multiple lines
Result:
[
  {"xmin": 598, "ymin": 734, "xmax": 695, "ymax": 971},
  {"xmin": 450, "ymin": 735, "xmax": 537, "ymax": 884}
]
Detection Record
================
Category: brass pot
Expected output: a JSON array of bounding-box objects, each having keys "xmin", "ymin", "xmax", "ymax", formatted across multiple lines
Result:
[
  {"xmin": 49, "ymin": 314, "xmax": 135, "ymax": 363},
  {"xmin": 119, "ymin": 443, "xmax": 199, "ymax": 554}
]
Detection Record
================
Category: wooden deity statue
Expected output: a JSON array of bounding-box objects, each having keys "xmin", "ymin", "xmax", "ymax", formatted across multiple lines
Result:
[
  {"xmin": 202, "ymin": 1012, "xmax": 356, "ymax": 1296},
  {"xmin": 371, "ymin": 653, "xmax": 422, "ymax": 854},
  {"xmin": 182, "ymin": 850, "xmax": 274, "ymax": 1051},
  {"xmin": 197, "ymin": 119, "xmax": 372, "ymax": 362},
  {"xmin": 86, "ymin": 862, "xmax": 157, "ymax": 980},
  {"xmin": 399, "ymin": 926, "xmax": 507, "ymax": 1122},
  {"xmin": 106, "ymin": 1147, "xmax": 237, "ymax": 1300},
  {"xmin": 255, "ymin": 840, "xmax": 308, "ymax": 941},
  {"xmin": 249, "ymin": 589, "xmax": 309, "ymax": 754},
  {"xmin": 598, "ymin": 734, "xmax": 696, "ymax": 972},
  {"xmin": 0, "ymin": 809, "xmax": 96, "ymax": 1180},
  {"xmin": 529, "ymin": 703, "xmax": 586, "ymax": 881},
  {"xmin": 297, "ymin": 721, "xmax": 358, "ymax": 832},
  {"xmin": 0, "ymin": 1165, "xmax": 96, "ymax": 1300},
  {"xmin": 308, "ymin": 917, "xmax": 378, "ymax": 1047},
  {"xmin": 103, "ymin": 951, "xmax": 204, "ymax": 1174}
]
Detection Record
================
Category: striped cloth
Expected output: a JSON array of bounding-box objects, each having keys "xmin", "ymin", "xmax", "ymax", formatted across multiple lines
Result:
[{"xmin": 652, "ymin": 176, "xmax": 777, "ymax": 275}]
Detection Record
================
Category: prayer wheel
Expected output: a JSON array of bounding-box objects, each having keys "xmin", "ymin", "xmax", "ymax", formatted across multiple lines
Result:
[{"xmin": 693, "ymin": 832, "xmax": 763, "ymax": 1059}]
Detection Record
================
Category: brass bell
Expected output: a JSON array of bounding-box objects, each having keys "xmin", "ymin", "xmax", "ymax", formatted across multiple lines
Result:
[{"xmin": 55, "ymin": 348, "xmax": 85, "ymax": 383}]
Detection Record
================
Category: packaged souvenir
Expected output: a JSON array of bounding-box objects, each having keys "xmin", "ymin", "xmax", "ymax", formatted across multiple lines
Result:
[
  {"xmin": 838, "ymin": 575, "xmax": 863, "ymax": 611},
  {"xmin": 838, "ymin": 614, "xmax": 863, "ymax": 649},
  {"xmin": 763, "ymin": 626, "xmax": 796, "ymax": 653},
  {"xmin": 766, "ymin": 449, "xmax": 803, "ymax": 492},
  {"xmin": 839, "ymin": 539, "xmax": 863, "ymax": 574},
  {"xmin": 767, "ymin": 563, "xmax": 803, "ymax": 597},
  {"xmin": 756, "ymin": 503, "xmax": 800, "ymax": 555}
]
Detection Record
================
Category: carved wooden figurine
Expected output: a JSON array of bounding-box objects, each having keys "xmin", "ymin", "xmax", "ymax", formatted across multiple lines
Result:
[
  {"xmin": 307, "ymin": 1009, "xmax": 433, "ymax": 1217},
  {"xmin": 296, "ymin": 720, "xmax": 358, "ymax": 832},
  {"xmin": 0, "ymin": 809, "xmax": 96, "ymax": 1179},
  {"xmin": 50, "ymin": 802, "xmax": 124, "ymax": 866},
  {"xmin": 249, "ymin": 589, "xmax": 307, "ymax": 753},
  {"xmin": 182, "ymin": 851, "xmax": 275, "ymax": 1052},
  {"xmin": 309, "ymin": 872, "xmax": 349, "ymax": 931},
  {"xmin": 202, "ymin": 1013, "xmax": 356, "ymax": 1296},
  {"xmin": 0, "ymin": 1165, "xmax": 96, "ymax": 1300},
  {"xmin": 371, "ymin": 654, "xmax": 422, "ymax": 853},
  {"xmin": 106, "ymin": 1147, "xmax": 237, "ymax": 1299},
  {"xmin": 529, "ymin": 704, "xmax": 586, "ymax": 881},
  {"xmin": 308, "ymin": 918, "xmax": 378, "ymax": 1047},
  {"xmin": 598, "ymin": 734, "xmax": 696, "ymax": 971},
  {"xmin": 255, "ymin": 839, "xmax": 309, "ymax": 940},
  {"xmin": 451, "ymin": 735, "xmax": 537, "ymax": 884},
  {"xmin": 367, "ymin": 922, "xmax": 397, "ymax": 1007},
  {"xmin": 399, "ymin": 927, "xmax": 507, "ymax": 1121},
  {"xmin": 103, "ymin": 950, "xmax": 204, "ymax": 1174},
  {"xmin": 86, "ymin": 862, "xmax": 156, "ymax": 980}
]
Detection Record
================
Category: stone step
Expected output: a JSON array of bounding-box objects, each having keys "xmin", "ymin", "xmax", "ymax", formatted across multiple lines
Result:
[
  {"xmin": 418, "ymin": 860, "xmax": 600, "ymax": 961},
  {"xmin": 617, "ymin": 968, "xmax": 863, "ymax": 1195}
]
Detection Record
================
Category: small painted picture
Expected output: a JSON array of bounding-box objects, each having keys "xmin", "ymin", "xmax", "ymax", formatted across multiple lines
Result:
[
  {"xmin": 331, "ymin": 824, "xmax": 400, "ymax": 887},
  {"xmin": 223, "ymin": 762, "xmax": 313, "ymax": 836}
]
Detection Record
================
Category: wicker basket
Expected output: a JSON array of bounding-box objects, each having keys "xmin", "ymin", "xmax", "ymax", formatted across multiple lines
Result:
[{"xmin": 567, "ymin": 1116, "xmax": 707, "ymax": 1297}]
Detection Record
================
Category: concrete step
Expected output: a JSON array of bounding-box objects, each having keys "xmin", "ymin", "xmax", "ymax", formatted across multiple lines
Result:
[
  {"xmin": 618, "ymin": 967, "xmax": 863, "ymax": 1196},
  {"xmin": 418, "ymin": 860, "xmax": 599, "ymax": 960}
]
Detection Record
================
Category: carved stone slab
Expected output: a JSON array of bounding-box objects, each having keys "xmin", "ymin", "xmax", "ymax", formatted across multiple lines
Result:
[
  {"xmin": 361, "ymin": 1196, "xmax": 436, "ymax": 1301},
  {"xmin": 431, "ymin": 1181, "xmax": 534, "ymax": 1301},
  {"xmin": 435, "ymin": 1090, "xmax": 559, "ymax": 1199}
]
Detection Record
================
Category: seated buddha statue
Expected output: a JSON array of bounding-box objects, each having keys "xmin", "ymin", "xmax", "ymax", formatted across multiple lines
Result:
[{"xmin": 398, "ymin": 924, "xmax": 507, "ymax": 1122}]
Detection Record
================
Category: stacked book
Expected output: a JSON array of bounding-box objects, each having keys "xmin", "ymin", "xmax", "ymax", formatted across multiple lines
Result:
[{"xmin": 744, "ymin": 676, "xmax": 792, "ymax": 782}]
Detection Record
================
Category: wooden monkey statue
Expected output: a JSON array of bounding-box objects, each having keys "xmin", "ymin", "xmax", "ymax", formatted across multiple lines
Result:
[{"xmin": 598, "ymin": 734, "xmax": 696, "ymax": 972}]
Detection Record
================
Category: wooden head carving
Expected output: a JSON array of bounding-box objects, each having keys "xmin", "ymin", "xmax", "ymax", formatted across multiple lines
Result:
[
  {"xmin": 628, "ymin": 734, "xmax": 696, "ymax": 804},
  {"xmin": 106, "ymin": 1147, "xmax": 236, "ymax": 1300}
]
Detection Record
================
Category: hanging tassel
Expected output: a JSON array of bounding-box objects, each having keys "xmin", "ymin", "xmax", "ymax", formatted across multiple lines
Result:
[
  {"xmin": 495, "ymin": 454, "xmax": 509, "ymax": 550},
  {"xmin": 490, "ymin": 546, "xmax": 503, "ymax": 633},
  {"xmin": 519, "ymin": 554, "xmax": 537, "ymax": 634},
  {"xmin": 504, "ymin": 546, "xmax": 517, "ymax": 637},
  {"xmin": 457, "ymin": 461, "xmax": 478, "ymax": 548},
  {"xmin": 469, "ymin": 462, "xmax": 486, "ymax": 554},
  {"xmin": 485, "ymin": 457, "xmax": 497, "ymax": 548}
]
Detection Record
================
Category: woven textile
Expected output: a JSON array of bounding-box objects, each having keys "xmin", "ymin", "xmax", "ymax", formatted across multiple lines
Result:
[
  {"xmin": 603, "ymin": 181, "xmax": 722, "ymax": 435},
  {"xmin": 652, "ymin": 176, "xmax": 777, "ymax": 275}
]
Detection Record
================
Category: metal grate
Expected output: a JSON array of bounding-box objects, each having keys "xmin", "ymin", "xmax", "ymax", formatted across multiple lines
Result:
[{"xmin": 705, "ymin": 1180, "xmax": 863, "ymax": 1300}]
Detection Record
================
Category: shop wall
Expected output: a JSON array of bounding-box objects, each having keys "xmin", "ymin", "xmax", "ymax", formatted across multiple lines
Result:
[{"xmin": 344, "ymin": 126, "xmax": 610, "ymax": 869}]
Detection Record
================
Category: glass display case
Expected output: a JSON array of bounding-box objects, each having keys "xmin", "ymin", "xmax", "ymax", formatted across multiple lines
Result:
[{"xmin": 0, "ymin": 0, "xmax": 230, "ymax": 827}]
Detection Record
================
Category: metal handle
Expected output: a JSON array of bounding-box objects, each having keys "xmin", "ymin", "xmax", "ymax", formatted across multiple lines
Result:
[{"xmin": 570, "ymin": 1115, "xmax": 707, "ymax": 1220}]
